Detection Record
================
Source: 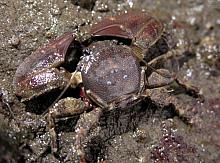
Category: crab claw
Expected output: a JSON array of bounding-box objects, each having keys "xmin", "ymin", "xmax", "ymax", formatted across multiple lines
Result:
[
  {"xmin": 13, "ymin": 32, "xmax": 76, "ymax": 101},
  {"xmin": 90, "ymin": 11, "xmax": 164, "ymax": 50}
]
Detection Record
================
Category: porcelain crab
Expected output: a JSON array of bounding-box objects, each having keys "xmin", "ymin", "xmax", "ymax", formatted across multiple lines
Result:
[{"xmin": 13, "ymin": 11, "xmax": 200, "ymax": 162}]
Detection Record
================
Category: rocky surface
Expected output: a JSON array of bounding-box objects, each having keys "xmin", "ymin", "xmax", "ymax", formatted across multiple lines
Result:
[{"xmin": 0, "ymin": 0, "xmax": 220, "ymax": 162}]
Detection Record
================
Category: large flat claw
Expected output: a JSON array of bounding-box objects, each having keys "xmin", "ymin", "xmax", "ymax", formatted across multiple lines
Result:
[{"xmin": 14, "ymin": 32, "xmax": 75, "ymax": 101}]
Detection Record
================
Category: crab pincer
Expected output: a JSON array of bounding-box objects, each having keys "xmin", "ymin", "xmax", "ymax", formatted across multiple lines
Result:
[
  {"xmin": 90, "ymin": 11, "xmax": 164, "ymax": 55},
  {"xmin": 13, "ymin": 32, "xmax": 77, "ymax": 102}
]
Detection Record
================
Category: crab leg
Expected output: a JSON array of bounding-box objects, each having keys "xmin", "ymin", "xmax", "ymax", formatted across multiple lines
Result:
[
  {"xmin": 146, "ymin": 69, "xmax": 176, "ymax": 89},
  {"xmin": 147, "ymin": 50, "xmax": 202, "ymax": 99},
  {"xmin": 72, "ymin": 107, "xmax": 102, "ymax": 162},
  {"xmin": 174, "ymin": 78, "xmax": 203, "ymax": 100},
  {"xmin": 48, "ymin": 97, "xmax": 88, "ymax": 153},
  {"xmin": 132, "ymin": 45, "xmax": 174, "ymax": 79}
]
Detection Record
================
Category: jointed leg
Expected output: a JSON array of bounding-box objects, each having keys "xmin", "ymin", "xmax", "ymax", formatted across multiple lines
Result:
[
  {"xmin": 148, "ymin": 49, "xmax": 181, "ymax": 69},
  {"xmin": 132, "ymin": 45, "xmax": 174, "ymax": 79},
  {"xmin": 174, "ymin": 78, "xmax": 204, "ymax": 100},
  {"xmin": 48, "ymin": 97, "xmax": 89, "ymax": 153},
  {"xmin": 146, "ymin": 69, "xmax": 176, "ymax": 89},
  {"xmin": 146, "ymin": 68, "xmax": 202, "ymax": 99},
  {"xmin": 72, "ymin": 107, "xmax": 102, "ymax": 162},
  {"xmin": 145, "ymin": 50, "xmax": 202, "ymax": 99}
]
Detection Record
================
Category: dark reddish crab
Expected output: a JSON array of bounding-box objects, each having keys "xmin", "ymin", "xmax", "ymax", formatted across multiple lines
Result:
[{"xmin": 13, "ymin": 11, "xmax": 199, "ymax": 162}]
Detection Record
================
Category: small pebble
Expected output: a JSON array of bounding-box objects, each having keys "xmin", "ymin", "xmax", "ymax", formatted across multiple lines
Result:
[{"xmin": 9, "ymin": 35, "xmax": 20, "ymax": 47}]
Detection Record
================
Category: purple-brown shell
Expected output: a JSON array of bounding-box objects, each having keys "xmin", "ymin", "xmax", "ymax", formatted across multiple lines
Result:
[
  {"xmin": 78, "ymin": 41, "xmax": 141, "ymax": 105},
  {"xmin": 90, "ymin": 11, "xmax": 164, "ymax": 50},
  {"xmin": 13, "ymin": 32, "xmax": 75, "ymax": 101}
]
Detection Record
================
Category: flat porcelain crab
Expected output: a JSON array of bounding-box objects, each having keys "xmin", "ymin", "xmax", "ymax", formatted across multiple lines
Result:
[{"xmin": 13, "ymin": 11, "xmax": 200, "ymax": 162}]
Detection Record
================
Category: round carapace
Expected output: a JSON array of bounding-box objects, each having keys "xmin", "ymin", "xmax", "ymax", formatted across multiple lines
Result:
[{"xmin": 78, "ymin": 41, "xmax": 141, "ymax": 105}]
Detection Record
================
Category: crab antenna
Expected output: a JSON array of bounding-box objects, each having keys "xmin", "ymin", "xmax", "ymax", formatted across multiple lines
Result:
[{"xmin": 42, "ymin": 71, "xmax": 77, "ymax": 116}]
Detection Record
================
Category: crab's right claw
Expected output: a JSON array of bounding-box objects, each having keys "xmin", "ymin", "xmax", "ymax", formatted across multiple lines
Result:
[{"xmin": 13, "ymin": 32, "xmax": 76, "ymax": 101}]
